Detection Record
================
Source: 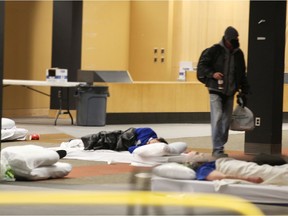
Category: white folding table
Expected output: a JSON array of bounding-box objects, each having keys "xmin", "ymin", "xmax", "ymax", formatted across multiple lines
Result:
[{"xmin": 3, "ymin": 79, "xmax": 85, "ymax": 125}]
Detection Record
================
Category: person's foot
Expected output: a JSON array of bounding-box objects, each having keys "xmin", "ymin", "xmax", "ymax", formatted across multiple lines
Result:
[{"xmin": 56, "ymin": 150, "xmax": 67, "ymax": 159}]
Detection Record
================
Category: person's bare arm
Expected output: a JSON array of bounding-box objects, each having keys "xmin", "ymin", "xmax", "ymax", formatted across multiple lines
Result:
[{"xmin": 206, "ymin": 170, "xmax": 263, "ymax": 184}]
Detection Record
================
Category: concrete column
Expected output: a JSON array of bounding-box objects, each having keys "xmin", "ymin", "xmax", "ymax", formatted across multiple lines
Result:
[
  {"xmin": 245, "ymin": 1, "xmax": 287, "ymax": 154},
  {"xmin": 50, "ymin": 1, "xmax": 83, "ymax": 110}
]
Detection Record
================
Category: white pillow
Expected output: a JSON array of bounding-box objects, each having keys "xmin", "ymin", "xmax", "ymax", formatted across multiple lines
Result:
[
  {"xmin": 1, "ymin": 129, "xmax": 15, "ymax": 140},
  {"xmin": 12, "ymin": 162, "xmax": 72, "ymax": 180},
  {"xmin": 1, "ymin": 145, "xmax": 60, "ymax": 171},
  {"xmin": 152, "ymin": 162, "xmax": 196, "ymax": 180},
  {"xmin": 1, "ymin": 118, "xmax": 15, "ymax": 129},
  {"xmin": 166, "ymin": 142, "xmax": 187, "ymax": 155},
  {"xmin": 2, "ymin": 128, "xmax": 28, "ymax": 141},
  {"xmin": 133, "ymin": 143, "xmax": 169, "ymax": 157}
]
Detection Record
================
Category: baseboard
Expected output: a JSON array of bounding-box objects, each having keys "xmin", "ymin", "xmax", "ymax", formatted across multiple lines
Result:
[
  {"xmin": 2, "ymin": 108, "xmax": 50, "ymax": 118},
  {"xmin": 4, "ymin": 110, "xmax": 288, "ymax": 125},
  {"xmin": 107, "ymin": 112, "xmax": 288, "ymax": 124},
  {"xmin": 282, "ymin": 112, "xmax": 288, "ymax": 123},
  {"xmin": 244, "ymin": 142, "xmax": 282, "ymax": 155}
]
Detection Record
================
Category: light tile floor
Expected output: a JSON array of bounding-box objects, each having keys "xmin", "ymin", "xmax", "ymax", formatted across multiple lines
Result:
[{"xmin": 1, "ymin": 117, "xmax": 288, "ymax": 215}]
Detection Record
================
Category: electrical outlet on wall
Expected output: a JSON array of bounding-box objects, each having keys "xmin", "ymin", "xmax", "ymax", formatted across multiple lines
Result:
[
  {"xmin": 255, "ymin": 117, "xmax": 261, "ymax": 126},
  {"xmin": 154, "ymin": 48, "xmax": 158, "ymax": 54}
]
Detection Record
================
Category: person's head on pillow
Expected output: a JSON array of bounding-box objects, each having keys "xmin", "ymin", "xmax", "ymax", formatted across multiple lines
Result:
[
  {"xmin": 187, "ymin": 161, "xmax": 205, "ymax": 172},
  {"xmin": 147, "ymin": 137, "xmax": 168, "ymax": 144}
]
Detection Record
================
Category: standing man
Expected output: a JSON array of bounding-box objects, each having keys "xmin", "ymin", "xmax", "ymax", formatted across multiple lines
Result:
[{"xmin": 197, "ymin": 26, "xmax": 250, "ymax": 158}]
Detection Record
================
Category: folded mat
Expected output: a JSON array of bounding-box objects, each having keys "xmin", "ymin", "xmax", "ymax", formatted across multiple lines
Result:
[{"xmin": 151, "ymin": 175, "xmax": 288, "ymax": 205}]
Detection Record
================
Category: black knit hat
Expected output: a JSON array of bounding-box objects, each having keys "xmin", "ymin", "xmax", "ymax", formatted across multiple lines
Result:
[{"xmin": 224, "ymin": 26, "xmax": 239, "ymax": 41}]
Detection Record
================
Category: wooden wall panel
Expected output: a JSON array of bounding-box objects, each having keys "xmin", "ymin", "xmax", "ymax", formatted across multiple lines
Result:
[
  {"xmin": 129, "ymin": 1, "xmax": 169, "ymax": 81},
  {"xmin": 3, "ymin": 1, "xmax": 52, "ymax": 116},
  {"xmin": 106, "ymin": 82, "xmax": 209, "ymax": 113},
  {"xmin": 105, "ymin": 83, "xmax": 142, "ymax": 112},
  {"xmin": 3, "ymin": 0, "xmax": 288, "ymax": 122},
  {"xmin": 283, "ymin": 85, "xmax": 288, "ymax": 112},
  {"xmin": 81, "ymin": 1, "xmax": 130, "ymax": 70}
]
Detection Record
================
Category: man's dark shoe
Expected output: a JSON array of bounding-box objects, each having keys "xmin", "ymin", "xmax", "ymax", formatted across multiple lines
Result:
[{"xmin": 212, "ymin": 151, "xmax": 228, "ymax": 158}]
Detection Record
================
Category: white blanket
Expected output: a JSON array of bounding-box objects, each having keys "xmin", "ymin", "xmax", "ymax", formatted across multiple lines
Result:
[
  {"xmin": 59, "ymin": 139, "xmax": 189, "ymax": 166},
  {"xmin": 61, "ymin": 147, "xmax": 188, "ymax": 167},
  {"xmin": 65, "ymin": 148, "xmax": 134, "ymax": 164},
  {"xmin": 216, "ymin": 157, "xmax": 288, "ymax": 186},
  {"xmin": 59, "ymin": 139, "xmax": 134, "ymax": 164}
]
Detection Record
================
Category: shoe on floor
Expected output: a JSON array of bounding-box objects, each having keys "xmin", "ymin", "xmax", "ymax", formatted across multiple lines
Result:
[{"xmin": 212, "ymin": 151, "xmax": 228, "ymax": 158}]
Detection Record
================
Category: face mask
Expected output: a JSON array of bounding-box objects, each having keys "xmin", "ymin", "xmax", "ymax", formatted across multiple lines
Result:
[{"xmin": 230, "ymin": 39, "xmax": 240, "ymax": 49}]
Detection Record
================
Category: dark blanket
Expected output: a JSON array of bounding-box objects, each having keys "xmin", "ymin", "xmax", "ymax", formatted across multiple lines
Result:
[{"xmin": 81, "ymin": 127, "xmax": 137, "ymax": 151}]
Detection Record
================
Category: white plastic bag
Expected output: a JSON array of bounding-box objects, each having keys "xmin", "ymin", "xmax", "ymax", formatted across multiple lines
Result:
[
  {"xmin": 230, "ymin": 105, "xmax": 255, "ymax": 131},
  {"xmin": 1, "ymin": 157, "xmax": 15, "ymax": 181}
]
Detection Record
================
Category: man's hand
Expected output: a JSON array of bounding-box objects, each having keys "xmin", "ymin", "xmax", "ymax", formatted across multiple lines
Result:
[
  {"xmin": 237, "ymin": 93, "xmax": 247, "ymax": 107},
  {"xmin": 213, "ymin": 72, "xmax": 223, "ymax": 80}
]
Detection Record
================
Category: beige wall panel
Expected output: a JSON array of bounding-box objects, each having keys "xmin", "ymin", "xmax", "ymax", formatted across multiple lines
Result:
[
  {"xmin": 283, "ymin": 85, "xmax": 288, "ymax": 112},
  {"xmin": 171, "ymin": 1, "xmax": 249, "ymax": 82},
  {"xmin": 3, "ymin": 86, "xmax": 50, "ymax": 109},
  {"xmin": 140, "ymin": 84, "xmax": 176, "ymax": 112},
  {"xmin": 174, "ymin": 83, "xmax": 209, "ymax": 111},
  {"xmin": 81, "ymin": 1, "xmax": 130, "ymax": 70},
  {"xmin": 106, "ymin": 82, "xmax": 210, "ymax": 113},
  {"xmin": 106, "ymin": 83, "xmax": 142, "ymax": 112},
  {"xmin": 129, "ymin": 1, "xmax": 169, "ymax": 81},
  {"xmin": 200, "ymin": 1, "xmax": 249, "ymax": 50},
  {"xmin": 3, "ymin": 1, "xmax": 52, "ymax": 116},
  {"xmin": 3, "ymin": 1, "xmax": 288, "ymax": 118}
]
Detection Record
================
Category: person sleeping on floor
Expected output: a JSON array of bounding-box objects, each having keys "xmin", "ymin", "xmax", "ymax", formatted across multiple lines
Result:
[
  {"xmin": 175, "ymin": 153, "xmax": 288, "ymax": 185},
  {"xmin": 78, "ymin": 127, "xmax": 168, "ymax": 153}
]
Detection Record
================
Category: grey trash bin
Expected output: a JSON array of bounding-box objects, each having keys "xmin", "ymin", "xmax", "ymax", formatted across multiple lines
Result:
[{"xmin": 76, "ymin": 85, "xmax": 109, "ymax": 126}]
